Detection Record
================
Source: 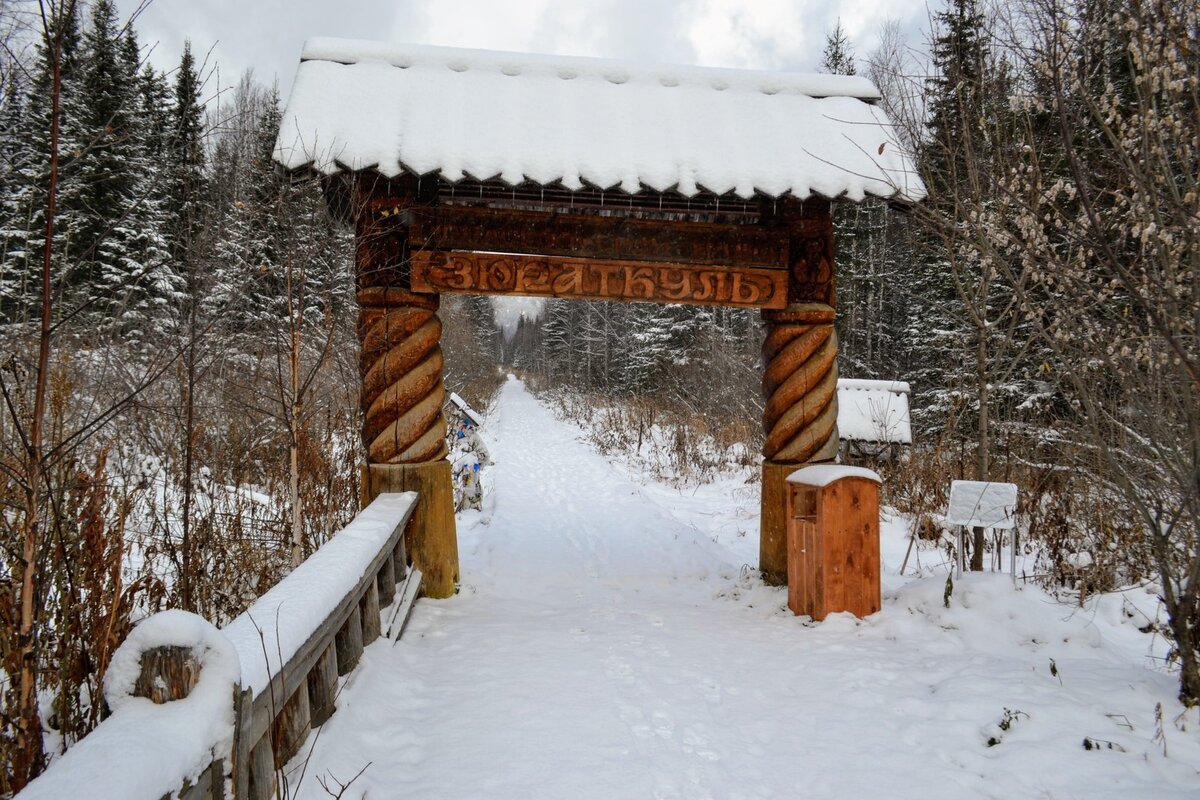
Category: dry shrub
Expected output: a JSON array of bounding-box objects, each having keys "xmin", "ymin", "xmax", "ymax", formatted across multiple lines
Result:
[{"xmin": 539, "ymin": 387, "xmax": 761, "ymax": 485}]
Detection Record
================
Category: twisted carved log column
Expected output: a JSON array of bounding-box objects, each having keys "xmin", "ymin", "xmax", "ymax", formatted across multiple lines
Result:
[
  {"xmin": 356, "ymin": 195, "xmax": 459, "ymax": 598},
  {"xmin": 359, "ymin": 287, "xmax": 448, "ymax": 464},
  {"xmin": 759, "ymin": 302, "xmax": 840, "ymax": 585}
]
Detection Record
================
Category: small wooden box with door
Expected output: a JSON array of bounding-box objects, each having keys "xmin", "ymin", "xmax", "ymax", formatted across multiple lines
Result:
[{"xmin": 786, "ymin": 466, "xmax": 882, "ymax": 620}]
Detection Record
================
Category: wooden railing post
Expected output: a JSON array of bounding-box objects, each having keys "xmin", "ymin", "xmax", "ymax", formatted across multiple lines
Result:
[
  {"xmin": 361, "ymin": 581, "xmax": 382, "ymax": 644},
  {"xmin": 377, "ymin": 554, "xmax": 397, "ymax": 606},
  {"xmin": 307, "ymin": 643, "xmax": 339, "ymax": 728},
  {"xmin": 133, "ymin": 646, "xmax": 203, "ymax": 704},
  {"xmin": 394, "ymin": 529, "xmax": 408, "ymax": 579},
  {"xmin": 271, "ymin": 682, "xmax": 312, "ymax": 769},
  {"xmin": 247, "ymin": 737, "xmax": 276, "ymax": 800},
  {"xmin": 335, "ymin": 604, "xmax": 364, "ymax": 675}
]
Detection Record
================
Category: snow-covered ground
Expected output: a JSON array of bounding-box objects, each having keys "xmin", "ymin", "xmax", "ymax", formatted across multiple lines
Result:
[{"xmin": 286, "ymin": 377, "xmax": 1198, "ymax": 800}]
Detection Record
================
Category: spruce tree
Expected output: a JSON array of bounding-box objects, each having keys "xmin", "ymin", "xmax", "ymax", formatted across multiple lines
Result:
[
  {"xmin": 819, "ymin": 19, "xmax": 856, "ymax": 75},
  {"xmin": 0, "ymin": 4, "xmax": 86, "ymax": 320}
]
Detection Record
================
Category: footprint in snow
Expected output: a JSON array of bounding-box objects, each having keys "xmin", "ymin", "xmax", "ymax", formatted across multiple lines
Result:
[
  {"xmin": 682, "ymin": 725, "xmax": 721, "ymax": 762},
  {"xmin": 652, "ymin": 709, "xmax": 675, "ymax": 739}
]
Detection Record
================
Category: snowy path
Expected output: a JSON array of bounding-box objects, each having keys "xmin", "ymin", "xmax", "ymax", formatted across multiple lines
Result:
[{"xmin": 288, "ymin": 378, "xmax": 1198, "ymax": 800}]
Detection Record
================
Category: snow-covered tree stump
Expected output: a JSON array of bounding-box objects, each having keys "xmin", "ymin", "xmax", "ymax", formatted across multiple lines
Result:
[{"xmin": 760, "ymin": 302, "xmax": 840, "ymax": 585}]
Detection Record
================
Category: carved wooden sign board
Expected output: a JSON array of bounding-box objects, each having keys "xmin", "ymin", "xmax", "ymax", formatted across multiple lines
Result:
[
  {"xmin": 411, "ymin": 250, "xmax": 788, "ymax": 309},
  {"xmin": 406, "ymin": 205, "xmax": 794, "ymax": 310}
]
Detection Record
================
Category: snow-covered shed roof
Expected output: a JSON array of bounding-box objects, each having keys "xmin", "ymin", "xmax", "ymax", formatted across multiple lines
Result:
[
  {"xmin": 275, "ymin": 39, "xmax": 925, "ymax": 203},
  {"xmin": 837, "ymin": 379, "xmax": 912, "ymax": 444},
  {"xmin": 448, "ymin": 391, "xmax": 484, "ymax": 427}
]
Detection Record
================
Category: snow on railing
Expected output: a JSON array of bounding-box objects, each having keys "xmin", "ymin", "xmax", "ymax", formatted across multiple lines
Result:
[{"xmin": 17, "ymin": 492, "xmax": 421, "ymax": 800}]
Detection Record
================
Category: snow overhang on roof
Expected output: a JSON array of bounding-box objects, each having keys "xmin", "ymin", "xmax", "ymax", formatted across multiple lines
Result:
[
  {"xmin": 836, "ymin": 379, "xmax": 913, "ymax": 444},
  {"xmin": 274, "ymin": 38, "xmax": 926, "ymax": 203}
]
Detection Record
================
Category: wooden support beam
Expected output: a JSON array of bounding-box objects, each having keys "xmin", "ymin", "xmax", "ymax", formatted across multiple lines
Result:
[
  {"xmin": 759, "ymin": 461, "xmax": 798, "ymax": 586},
  {"xmin": 306, "ymin": 643, "xmax": 338, "ymax": 728},
  {"xmin": 377, "ymin": 553, "xmax": 397, "ymax": 606},
  {"xmin": 365, "ymin": 461, "xmax": 459, "ymax": 599},
  {"xmin": 133, "ymin": 646, "xmax": 201, "ymax": 704},
  {"xmin": 409, "ymin": 204, "xmax": 791, "ymax": 268},
  {"xmin": 394, "ymin": 534, "xmax": 408, "ymax": 579},
  {"xmin": 411, "ymin": 250, "xmax": 788, "ymax": 309},
  {"xmin": 360, "ymin": 581, "xmax": 382, "ymax": 644},
  {"xmin": 759, "ymin": 302, "xmax": 839, "ymax": 586},
  {"xmin": 335, "ymin": 604, "xmax": 364, "ymax": 675},
  {"xmin": 246, "ymin": 736, "xmax": 276, "ymax": 800},
  {"xmin": 271, "ymin": 682, "xmax": 311, "ymax": 769}
]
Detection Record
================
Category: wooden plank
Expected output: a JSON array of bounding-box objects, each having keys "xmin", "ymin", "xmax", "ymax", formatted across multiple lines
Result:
[
  {"xmin": 361, "ymin": 581, "xmax": 382, "ymax": 645},
  {"xmin": 377, "ymin": 554, "xmax": 397, "ymax": 606},
  {"xmin": 388, "ymin": 568, "xmax": 423, "ymax": 643},
  {"xmin": 247, "ymin": 736, "xmax": 276, "ymax": 800},
  {"xmin": 409, "ymin": 204, "xmax": 791, "ymax": 269},
  {"xmin": 307, "ymin": 642, "xmax": 339, "ymax": 728},
  {"xmin": 335, "ymin": 604, "xmax": 364, "ymax": 675},
  {"xmin": 394, "ymin": 534, "xmax": 408, "ymax": 579},
  {"xmin": 823, "ymin": 483, "xmax": 847, "ymax": 617},
  {"xmin": 759, "ymin": 462, "xmax": 797, "ymax": 585},
  {"xmin": 271, "ymin": 682, "xmax": 311, "ymax": 769},
  {"xmin": 231, "ymin": 688, "xmax": 254, "ymax": 800},
  {"xmin": 175, "ymin": 759, "xmax": 218, "ymax": 800},
  {"xmin": 366, "ymin": 462, "xmax": 459, "ymax": 599},
  {"xmin": 411, "ymin": 250, "xmax": 789, "ymax": 310}
]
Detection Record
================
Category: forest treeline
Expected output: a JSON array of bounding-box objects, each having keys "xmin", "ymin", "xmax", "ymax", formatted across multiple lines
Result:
[{"xmin": 0, "ymin": 0, "xmax": 1196, "ymax": 791}]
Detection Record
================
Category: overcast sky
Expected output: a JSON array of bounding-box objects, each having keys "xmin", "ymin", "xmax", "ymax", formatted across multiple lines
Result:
[{"xmin": 115, "ymin": 0, "xmax": 933, "ymax": 103}]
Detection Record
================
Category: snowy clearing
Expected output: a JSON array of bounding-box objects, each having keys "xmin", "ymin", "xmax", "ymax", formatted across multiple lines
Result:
[{"xmin": 285, "ymin": 378, "xmax": 1198, "ymax": 800}]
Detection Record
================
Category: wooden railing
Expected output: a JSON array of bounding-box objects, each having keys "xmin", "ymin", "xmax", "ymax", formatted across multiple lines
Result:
[{"xmin": 17, "ymin": 492, "xmax": 422, "ymax": 800}]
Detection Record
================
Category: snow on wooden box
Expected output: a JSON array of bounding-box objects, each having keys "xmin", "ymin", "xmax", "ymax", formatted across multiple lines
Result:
[
  {"xmin": 785, "ymin": 466, "xmax": 882, "ymax": 620},
  {"xmin": 275, "ymin": 39, "xmax": 925, "ymax": 203}
]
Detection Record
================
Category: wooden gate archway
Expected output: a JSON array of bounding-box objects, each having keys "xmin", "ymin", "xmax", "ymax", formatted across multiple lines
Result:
[{"xmin": 276, "ymin": 40, "xmax": 924, "ymax": 598}]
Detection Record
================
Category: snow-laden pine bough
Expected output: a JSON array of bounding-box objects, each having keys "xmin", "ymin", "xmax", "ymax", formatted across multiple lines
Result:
[{"xmin": 16, "ymin": 494, "xmax": 422, "ymax": 800}]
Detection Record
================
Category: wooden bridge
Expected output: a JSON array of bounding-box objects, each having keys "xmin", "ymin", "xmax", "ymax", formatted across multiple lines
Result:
[{"xmin": 18, "ymin": 494, "xmax": 421, "ymax": 800}]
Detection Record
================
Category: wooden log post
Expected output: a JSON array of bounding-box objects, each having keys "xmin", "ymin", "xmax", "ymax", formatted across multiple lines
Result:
[
  {"xmin": 355, "ymin": 178, "xmax": 459, "ymax": 599},
  {"xmin": 307, "ymin": 642, "xmax": 339, "ymax": 728},
  {"xmin": 759, "ymin": 201, "xmax": 840, "ymax": 586},
  {"xmin": 335, "ymin": 603, "xmax": 364, "ymax": 675},
  {"xmin": 133, "ymin": 646, "xmax": 202, "ymax": 703},
  {"xmin": 271, "ymin": 682, "xmax": 312, "ymax": 768},
  {"xmin": 247, "ymin": 737, "xmax": 276, "ymax": 800},
  {"xmin": 360, "ymin": 580, "xmax": 382, "ymax": 644},
  {"xmin": 394, "ymin": 533, "xmax": 408, "ymax": 580},
  {"xmin": 377, "ymin": 553, "xmax": 397, "ymax": 606}
]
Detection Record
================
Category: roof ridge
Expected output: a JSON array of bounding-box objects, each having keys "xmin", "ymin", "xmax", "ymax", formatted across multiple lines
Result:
[{"xmin": 299, "ymin": 37, "xmax": 883, "ymax": 101}]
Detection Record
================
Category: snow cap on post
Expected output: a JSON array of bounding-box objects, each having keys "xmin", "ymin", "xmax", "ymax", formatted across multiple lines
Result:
[{"xmin": 274, "ymin": 38, "xmax": 925, "ymax": 203}]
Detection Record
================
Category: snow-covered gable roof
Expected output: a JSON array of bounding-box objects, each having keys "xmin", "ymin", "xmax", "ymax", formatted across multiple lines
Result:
[
  {"xmin": 837, "ymin": 379, "xmax": 912, "ymax": 444},
  {"xmin": 275, "ymin": 39, "xmax": 925, "ymax": 203}
]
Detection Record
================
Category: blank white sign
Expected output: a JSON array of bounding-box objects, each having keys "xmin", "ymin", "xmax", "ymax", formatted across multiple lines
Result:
[{"xmin": 946, "ymin": 480, "xmax": 1018, "ymax": 530}]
